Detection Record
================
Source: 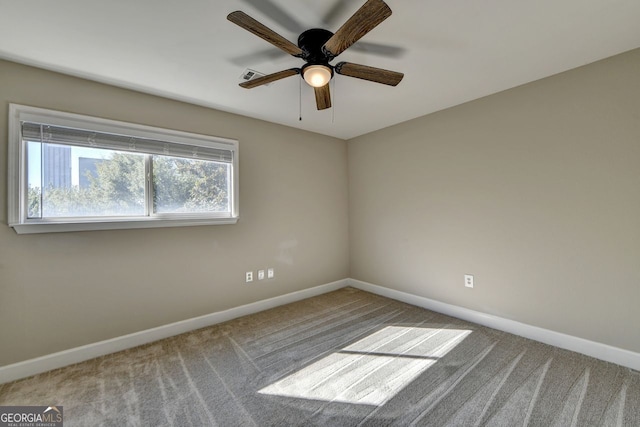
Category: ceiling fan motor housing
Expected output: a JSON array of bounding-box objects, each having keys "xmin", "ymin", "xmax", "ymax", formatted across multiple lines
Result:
[{"xmin": 298, "ymin": 28, "xmax": 334, "ymax": 66}]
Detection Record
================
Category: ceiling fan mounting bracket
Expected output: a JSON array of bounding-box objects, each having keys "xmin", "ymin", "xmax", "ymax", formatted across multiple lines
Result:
[{"xmin": 321, "ymin": 47, "xmax": 337, "ymax": 62}]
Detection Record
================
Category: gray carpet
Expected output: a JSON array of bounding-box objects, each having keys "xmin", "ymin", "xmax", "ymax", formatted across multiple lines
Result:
[{"xmin": 1, "ymin": 287, "xmax": 639, "ymax": 426}]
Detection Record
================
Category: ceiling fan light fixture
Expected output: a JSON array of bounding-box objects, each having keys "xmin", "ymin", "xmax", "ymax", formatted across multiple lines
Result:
[{"xmin": 303, "ymin": 64, "xmax": 332, "ymax": 87}]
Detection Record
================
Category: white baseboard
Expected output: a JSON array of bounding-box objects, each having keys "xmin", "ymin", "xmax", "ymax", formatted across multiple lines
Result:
[
  {"xmin": 3, "ymin": 277, "xmax": 637, "ymax": 385},
  {"xmin": 0, "ymin": 279, "xmax": 349, "ymax": 385},
  {"xmin": 349, "ymin": 279, "xmax": 640, "ymax": 372}
]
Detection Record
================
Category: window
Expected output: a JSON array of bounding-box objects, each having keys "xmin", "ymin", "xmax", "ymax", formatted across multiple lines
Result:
[{"xmin": 8, "ymin": 104, "xmax": 239, "ymax": 234}]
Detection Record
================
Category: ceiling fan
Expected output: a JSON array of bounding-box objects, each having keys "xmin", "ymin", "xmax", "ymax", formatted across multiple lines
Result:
[{"xmin": 227, "ymin": 0, "xmax": 404, "ymax": 111}]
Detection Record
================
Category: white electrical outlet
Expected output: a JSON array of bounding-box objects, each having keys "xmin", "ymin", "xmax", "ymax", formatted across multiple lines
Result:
[
  {"xmin": 246, "ymin": 271, "xmax": 253, "ymax": 283},
  {"xmin": 464, "ymin": 274, "xmax": 474, "ymax": 288},
  {"xmin": 258, "ymin": 270, "xmax": 265, "ymax": 280},
  {"xmin": 267, "ymin": 268, "xmax": 274, "ymax": 279}
]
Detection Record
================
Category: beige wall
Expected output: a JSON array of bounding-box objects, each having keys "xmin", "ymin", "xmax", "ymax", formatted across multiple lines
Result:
[
  {"xmin": 349, "ymin": 49, "xmax": 640, "ymax": 353},
  {"xmin": 3, "ymin": 47, "xmax": 640, "ymax": 367},
  {"xmin": 0, "ymin": 60, "xmax": 350, "ymax": 366}
]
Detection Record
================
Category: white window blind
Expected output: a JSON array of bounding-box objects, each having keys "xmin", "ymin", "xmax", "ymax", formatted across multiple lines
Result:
[{"xmin": 21, "ymin": 122, "xmax": 234, "ymax": 163}]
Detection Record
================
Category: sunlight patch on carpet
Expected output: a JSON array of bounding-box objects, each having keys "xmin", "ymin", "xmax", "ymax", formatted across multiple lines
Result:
[{"xmin": 259, "ymin": 326, "xmax": 471, "ymax": 406}]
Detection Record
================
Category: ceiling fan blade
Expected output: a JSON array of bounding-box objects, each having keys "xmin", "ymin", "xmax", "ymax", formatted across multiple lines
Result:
[
  {"xmin": 322, "ymin": 0, "xmax": 392, "ymax": 59},
  {"xmin": 227, "ymin": 11, "xmax": 303, "ymax": 57},
  {"xmin": 239, "ymin": 68, "xmax": 300, "ymax": 89},
  {"xmin": 314, "ymin": 85, "xmax": 332, "ymax": 110},
  {"xmin": 240, "ymin": 0, "xmax": 304, "ymax": 33},
  {"xmin": 335, "ymin": 62, "xmax": 403, "ymax": 86}
]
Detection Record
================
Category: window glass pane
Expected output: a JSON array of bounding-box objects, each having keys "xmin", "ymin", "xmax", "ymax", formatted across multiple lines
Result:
[
  {"xmin": 153, "ymin": 156, "xmax": 230, "ymax": 214},
  {"xmin": 26, "ymin": 142, "xmax": 145, "ymax": 218},
  {"xmin": 27, "ymin": 141, "xmax": 43, "ymax": 219}
]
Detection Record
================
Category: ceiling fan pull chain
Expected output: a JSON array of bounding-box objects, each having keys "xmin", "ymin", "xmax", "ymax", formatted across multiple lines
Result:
[
  {"xmin": 299, "ymin": 77, "xmax": 303, "ymax": 121},
  {"xmin": 332, "ymin": 78, "xmax": 336, "ymax": 123}
]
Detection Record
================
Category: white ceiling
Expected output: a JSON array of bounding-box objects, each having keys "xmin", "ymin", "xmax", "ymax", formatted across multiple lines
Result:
[{"xmin": 1, "ymin": 0, "xmax": 639, "ymax": 140}]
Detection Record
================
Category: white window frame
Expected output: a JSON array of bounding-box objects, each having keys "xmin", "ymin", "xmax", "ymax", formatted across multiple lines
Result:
[{"xmin": 8, "ymin": 104, "xmax": 239, "ymax": 234}]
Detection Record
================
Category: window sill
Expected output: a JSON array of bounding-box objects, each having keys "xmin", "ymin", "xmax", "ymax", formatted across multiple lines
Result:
[{"xmin": 10, "ymin": 216, "xmax": 239, "ymax": 234}]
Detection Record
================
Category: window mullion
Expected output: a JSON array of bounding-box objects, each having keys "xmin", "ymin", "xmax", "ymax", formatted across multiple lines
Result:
[
  {"xmin": 38, "ymin": 141, "xmax": 43, "ymax": 219},
  {"xmin": 145, "ymin": 154, "xmax": 153, "ymax": 217}
]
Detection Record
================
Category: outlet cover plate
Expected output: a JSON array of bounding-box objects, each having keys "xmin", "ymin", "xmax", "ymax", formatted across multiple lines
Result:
[{"xmin": 464, "ymin": 274, "xmax": 474, "ymax": 288}]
